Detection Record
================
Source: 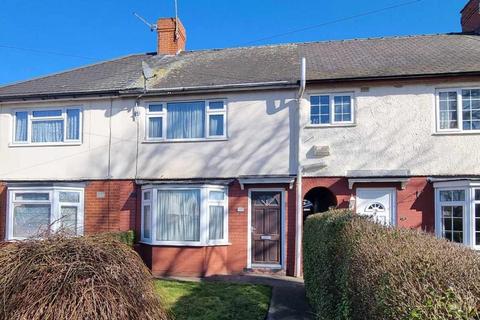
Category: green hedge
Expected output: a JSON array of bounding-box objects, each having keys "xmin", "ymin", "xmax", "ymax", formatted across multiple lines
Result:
[
  {"xmin": 303, "ymin": 210, "xmax": 480, "ymax": 320},
  {"xmin": 108, "ymin": 230, "xmax": 136, "ymax": 247}
]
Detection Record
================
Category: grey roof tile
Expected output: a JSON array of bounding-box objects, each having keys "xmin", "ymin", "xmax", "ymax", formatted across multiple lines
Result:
[{"xmin": 1, "ymin": 33, "xmax": 480, "ymax": 99}]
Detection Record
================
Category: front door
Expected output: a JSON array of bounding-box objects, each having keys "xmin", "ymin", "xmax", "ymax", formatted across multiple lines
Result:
[
  {"xmin": 251, "ymin": 191, "xmax": 282, "ymax": 266},
  {"xmin": 356, "ymin": 188, "xmax": 396, "ymax": 226}
]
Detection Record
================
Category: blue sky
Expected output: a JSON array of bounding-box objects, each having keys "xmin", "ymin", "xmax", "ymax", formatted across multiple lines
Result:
[{"xmin": 0, "ymin": 0, "xmax": 465, "ymax": 85}]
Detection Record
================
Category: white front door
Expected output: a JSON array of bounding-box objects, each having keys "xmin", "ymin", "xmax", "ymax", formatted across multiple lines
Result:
[{"xmin": 356, "ymin": 188, "xmax": 396, "ymax": 226}]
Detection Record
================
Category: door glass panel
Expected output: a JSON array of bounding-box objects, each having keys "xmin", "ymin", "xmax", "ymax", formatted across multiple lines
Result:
[{"xmin": 253, "ymin": 192, "xmax": 280, "ymax": 207}]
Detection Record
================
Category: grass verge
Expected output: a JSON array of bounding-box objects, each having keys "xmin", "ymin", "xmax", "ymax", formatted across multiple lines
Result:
[{"xmin": 155, "ymin": 279, "xmax": 271, "ymax": 320}]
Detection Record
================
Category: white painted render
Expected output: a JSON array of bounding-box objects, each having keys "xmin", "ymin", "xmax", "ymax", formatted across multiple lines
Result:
[
  {"xmin": 301, "ymin": 80, "xmax": 480, "ymax": 177},
  {"xmin": 0, "ymin": 91, "xmax": 296, "ymax": 180},
  {"xmin": 1, "ymin": 79, "xmax": 479, "ymax": 181}
]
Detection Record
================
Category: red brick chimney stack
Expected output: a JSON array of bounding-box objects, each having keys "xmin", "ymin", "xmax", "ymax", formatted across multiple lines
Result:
[
  {"xmin": 461, "ymin": 0, "xmax": 480, "ymax": 33},
  {"xmin": 157, "ymin": 18, "xmax": 186, "ymax": 55}
]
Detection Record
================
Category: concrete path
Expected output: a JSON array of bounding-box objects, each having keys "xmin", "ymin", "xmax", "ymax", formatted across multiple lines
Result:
[{"xmin": 205, "ymin": 274, "xmax": 314, "ymax": 320}]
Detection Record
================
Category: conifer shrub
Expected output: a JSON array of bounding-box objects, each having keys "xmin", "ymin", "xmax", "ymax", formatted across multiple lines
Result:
[{"xmin": 303, "ymin": 210, "xmax": 480, "ymax": 320}]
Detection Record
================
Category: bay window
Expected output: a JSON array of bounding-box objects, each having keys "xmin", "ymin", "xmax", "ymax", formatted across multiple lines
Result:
[
  {"xmin": 309, "ymin": 93, "xmax": 354, "ymax": 126},
  {"xmin": 141, "ymin": 185, "xmax": 228, "ymax": 245},
  {"xmin": 434, "ymin": 180, "xmax": 480, "ymax": 249},
  {"xmin": 436, "ymin": 88, "xmax": 480, "ymax": 133},
  {"xmin": 7, "ymin": 187, "xmax": 84, "ymax": 240},
  {"xmin": 145, "ymin": 100, "xmax": 227, "ymax": 141},
  {"xmin": 13, "ymin": 107, "xmax": 82, "ymax": 145}
]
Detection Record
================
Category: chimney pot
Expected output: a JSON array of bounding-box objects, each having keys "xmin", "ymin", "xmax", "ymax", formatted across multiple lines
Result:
[
  {"xmin": 157, "ymin": 18, "xmax": 186, "ymax": 55},
  {"xmin": 461, "ymin": 0, "xmax": 480, "ymax": 34}
]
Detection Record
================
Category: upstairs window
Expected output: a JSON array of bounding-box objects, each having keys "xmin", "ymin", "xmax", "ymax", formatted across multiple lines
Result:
[
  {"xmin": 436, "ymin": 88, "xmax": 480, "ymax": 133},
  {"xmin": 7, "ymin": 187, "xmax": 84, "ymax": 240},
  {"xmin": 146, "ymin": 100, "xmax": 227, "ymax": 141},
  {"xmin": 310, "ymin": 94, "xmax": 354, "ymax": 125},
  {"xmin": 13, "ymin": 107, "xmax": 82, "ymax": 144}
]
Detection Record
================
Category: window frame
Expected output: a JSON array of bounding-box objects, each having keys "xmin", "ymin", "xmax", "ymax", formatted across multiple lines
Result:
[
  {"xmin": 11, "ymin": 106, "xmax": 83, "ymax": 146},
  {"xmin": 435, "ymin": 88, "xmax": 480, "ymax": 134},
  {"xmin": 6, "ymin": 186, "xmax": 85, "ymax": 240},
  {"xmin": 436, "ymin": 189, "xmax": 466, "ymax": 244},
  {"xmin": 434, "ymin": 180, "xmax": 480, "ymax": 249},
  {"xmin": 144, "ymin": 100, "xmax": 227, "ymax": 142},
  {"xmin": 473, "ymin": 188, "xmax": 480, "ymax": 249},
  {"xmin": 308, "ymin": 92, "xmax": 355, "ymax": 127},
  {"xmin": 140, "ymin": 184, "xmax": 229, "ymax": 246}
]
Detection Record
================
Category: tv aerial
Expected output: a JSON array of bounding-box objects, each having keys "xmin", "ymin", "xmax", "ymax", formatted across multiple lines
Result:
[
  {"xmin": 133, "ymin": 0, "xmax": 179, "ymax": 34},
  {"xmin": 133, "ymin": 12, "xmax": 157, "ymax": 31}
]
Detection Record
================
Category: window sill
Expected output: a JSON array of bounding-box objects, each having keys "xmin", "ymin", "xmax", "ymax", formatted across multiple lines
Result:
[
  {"xmin": 9, "ymin": 142, "xmax": 82, "ymax": 147},
  {"xmin": 139, "ymin": 241, "xmax": 231, "ymax": 247},
  {"xmin": 305, "ymin": 123, "xmax": 356, "ymax": 129},
  {"xmin": 432, "ymin": 130, "xmax": 480, "ymax": 136},
  {"xmin": 142, "ymin": 138, "xmax": 228, "ymax": 144}
]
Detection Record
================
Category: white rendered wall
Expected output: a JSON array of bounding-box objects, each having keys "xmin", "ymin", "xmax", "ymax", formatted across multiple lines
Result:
[
  {"xmin": 0, "ymin": 90, "xmax": 297, "ymax": 180},
  {"xmin": 301, "ymin": 80, "xmax": 480, "ymax": 177}
]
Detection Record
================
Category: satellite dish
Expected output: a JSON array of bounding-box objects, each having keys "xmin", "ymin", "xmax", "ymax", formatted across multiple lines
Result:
[{"xmin": 142, "ymin": 61, "xmax": 156, "ymax": 80}]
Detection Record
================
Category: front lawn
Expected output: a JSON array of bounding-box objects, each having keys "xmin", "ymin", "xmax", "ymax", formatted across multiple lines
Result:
[{"xmin": 154, "ymin": 279, "xmax": 271, "ymax": 320}]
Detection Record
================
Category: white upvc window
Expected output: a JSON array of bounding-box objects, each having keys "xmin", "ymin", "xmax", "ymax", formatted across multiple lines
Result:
[
  {"xmin": 12, "ymin": 107, "xmax": 82, "ymax": 145},
  {"xmin": 309, "ymin": 93, "xmax": 354, "ymax": 126},
  {"xmin": 145, "ymin": 100, "xmax": 227, "ymax": 141},
  {"xmin": 436, "ymin": 88, "xmax": 480, "ymax": 133},
  {"xmin": 7, "ymin": 186, "xmax": 84, "ymax": 240},
  {"xmin": 434, "ymin": 180, "xmax": 480, "ymax": 249},
  {"xmin": 140, "ymin": 184, "xmax": 228, "ymax": 246}
]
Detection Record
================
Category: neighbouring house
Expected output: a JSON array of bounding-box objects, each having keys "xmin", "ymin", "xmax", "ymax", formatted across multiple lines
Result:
[{"xmin": 0, "ymin": 0, "xmax": 479, "ymax": 277}]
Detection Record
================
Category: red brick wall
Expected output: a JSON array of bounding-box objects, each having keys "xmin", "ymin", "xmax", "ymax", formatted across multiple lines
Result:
[
  {"xmin": 84, "ymin": 180, "xmax": 137, "ymax": 234},
  {"xmin": 462, "ymin": 0, "xmax": 480, "ymax": 33},
  {"xmin": 302, "ymin": 177, "xmax": 435, "ymax": 232},
  {"xmin": 157, "ymin": 18, "xmax": 186, "ymax": 55},
  {"xmin": 225, "ymin": 181, "xmax": 249, "ymax": 274},
  {"xmin": 137, "ymin": 245, "xmax": 229, "ymax": 277},
  {"xmin": 138, "ymin": 180, "xmax": 298, "ymax": 277},
  {"xmin": 0, "ymin": 180, "xmax": 137, "ymax": 240},
  {"xmin": 0, "ymin": 178, "xmax": 434, "ymax": 276}
]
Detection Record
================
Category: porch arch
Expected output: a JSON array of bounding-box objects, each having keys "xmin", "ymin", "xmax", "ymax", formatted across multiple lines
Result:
[{"xmin": 303, "ymin": 187, "xmax": 337, "ymax": 220}]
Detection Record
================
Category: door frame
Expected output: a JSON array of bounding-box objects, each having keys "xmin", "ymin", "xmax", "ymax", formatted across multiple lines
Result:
[
  {"xmin": 247, "ymin": 188, "xmax": 286, "ymax": 269},
  {"xmin": 355, "ymin": 187, "xmax": 397, "ymax": 226}
]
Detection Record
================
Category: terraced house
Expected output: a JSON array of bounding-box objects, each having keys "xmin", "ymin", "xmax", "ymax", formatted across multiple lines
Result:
[{"xmin": 0, "ymin": 0, "xmax": 479, "ymax": 277}]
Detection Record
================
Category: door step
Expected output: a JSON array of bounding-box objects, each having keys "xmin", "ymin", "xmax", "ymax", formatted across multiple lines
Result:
[{"xmin": 244, "ymin": 267, "xmax": 286, "ymax": 276}]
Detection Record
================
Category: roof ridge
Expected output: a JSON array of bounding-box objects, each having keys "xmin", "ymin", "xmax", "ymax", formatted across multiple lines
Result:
[
  {"xmin": 0, "ymin": 53, "xmax": 152, "ymax": 89},
  {"xmin": 182, "ymin": 42, "xmax": 298, "ymax": 54},
  {"xmin": 179, "ymin": 33, "xmax": 467, "ymax": 54}
]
